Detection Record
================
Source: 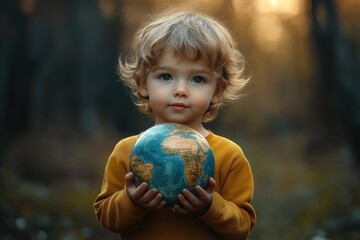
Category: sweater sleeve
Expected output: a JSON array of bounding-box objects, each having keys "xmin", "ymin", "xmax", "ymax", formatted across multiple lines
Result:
[
  {"xmin": 93, "ymin": 136, "xmax": 149, "ymax": 234},
  {"xmin": 198, "ymin": 136, "xmax": 256, "ymax": 240}
]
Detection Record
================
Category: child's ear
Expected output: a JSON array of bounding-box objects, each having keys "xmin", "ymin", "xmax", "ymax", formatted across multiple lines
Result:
[
  {"xmin": 211, "ymin": 86, "xmax": 225, "ymax": 103},
  {"xmin": 211, "ymin": 95, "xmax": 219, "ymax": 104},
  {"xmin": 139, "ymin": 88, "xmax": 149, "ymax": 97}
]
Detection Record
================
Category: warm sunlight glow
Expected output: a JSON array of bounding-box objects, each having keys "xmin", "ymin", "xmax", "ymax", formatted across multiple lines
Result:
[
  {"xmin": 232, "ymin": 0, "xmax": 252, "ymax": 14},
  {"xmin": 238, "ymin": 0, "xmax": 304, "ymax": 51},
  {"xmin": 251, "ymin": 15, "xmax": 284, "ymax": 51},
  {"xmin": 193, "ymin": 0, "xmax": 212, "ymax": 4},
  {"xmin": 189, "ymin": 0, "xmax": 224, "ymax": 12},
  {"xmin": 255, "ymin": 0, "xmax": 301, "ymax": 17}
]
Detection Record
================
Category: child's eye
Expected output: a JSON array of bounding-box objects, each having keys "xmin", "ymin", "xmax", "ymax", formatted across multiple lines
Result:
[
  {"xmin": 192, "ymin": 76, "xmax": 206, "ymax": 84},
  {"xmin": 159, "ymin": 74, "xmax": 172, "ymax": 81}
]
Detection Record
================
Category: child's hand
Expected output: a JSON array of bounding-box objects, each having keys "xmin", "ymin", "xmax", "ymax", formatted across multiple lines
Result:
[
  {"xmin": 125, "ymin": 172, "xmax": 166, "ymax": 210},
  {"xmin": 172, "ymin": 178, "xmax": 216, "ymax": 216}
]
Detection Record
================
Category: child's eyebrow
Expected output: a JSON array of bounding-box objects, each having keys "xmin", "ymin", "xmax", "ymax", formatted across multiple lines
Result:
[
  {"xmin": 153, "ymin": 64, "xmax": 212, "ymax": 75},
  {"xmin": 152, "ymin": 67, "xmax": 213, "ymax": 78},
  {"xmin": 152, "ymin": 65, "xmax": 175, "ymax": 72}
]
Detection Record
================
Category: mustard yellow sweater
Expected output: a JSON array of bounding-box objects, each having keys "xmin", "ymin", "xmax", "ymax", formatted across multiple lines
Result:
[{"xmin": 94, "ymin": 131, "xmax": 256, "ymax": 240}]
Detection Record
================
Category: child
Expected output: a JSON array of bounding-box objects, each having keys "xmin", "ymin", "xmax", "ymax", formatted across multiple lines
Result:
[{"xmin": 94, "ymin": 7, "xmax": 256, "ymax": 240}]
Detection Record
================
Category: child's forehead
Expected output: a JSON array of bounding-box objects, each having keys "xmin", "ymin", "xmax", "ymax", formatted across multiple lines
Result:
[{"xmin": 155, "ymin": 48, "xmax": 212, "ymax": 67}]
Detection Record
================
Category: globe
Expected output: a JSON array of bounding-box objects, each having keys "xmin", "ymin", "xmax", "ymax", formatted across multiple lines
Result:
[{"xmin": 130, "ymin": 123, "xmax": 215, "ymax": 207}]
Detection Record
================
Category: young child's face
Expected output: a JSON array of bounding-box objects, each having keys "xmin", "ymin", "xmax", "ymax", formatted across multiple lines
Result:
[{"xmin": 140, "ymin": 51, "xmax": 218, "ymax": 128}]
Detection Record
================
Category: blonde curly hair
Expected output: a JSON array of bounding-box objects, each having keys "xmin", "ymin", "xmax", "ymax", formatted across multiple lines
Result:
[{"xmin": 118, "ymin": 7, "xmax": 250, "ymax": 122}]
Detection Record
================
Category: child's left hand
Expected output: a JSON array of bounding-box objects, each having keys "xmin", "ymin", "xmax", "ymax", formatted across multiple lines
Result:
[{"xmin": 172, "ymin": 178, "xmax": 216, "ymax": 216}]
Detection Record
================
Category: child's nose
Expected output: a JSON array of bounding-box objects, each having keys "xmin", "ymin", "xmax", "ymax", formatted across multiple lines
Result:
[{"xmin": 173, "ymin": 80, "xmax": 188, "ymax": 97}]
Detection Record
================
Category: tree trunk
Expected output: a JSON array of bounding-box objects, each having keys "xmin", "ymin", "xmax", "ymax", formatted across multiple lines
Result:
[{"xmin": 311, "ymin": 0, "xmax": 360, "ymax": 168}]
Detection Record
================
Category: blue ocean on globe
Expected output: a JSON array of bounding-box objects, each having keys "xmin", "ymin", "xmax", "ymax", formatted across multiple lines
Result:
[{"xmin": 130, "ymin": 123, "xmax": 215, "ymax": 207}]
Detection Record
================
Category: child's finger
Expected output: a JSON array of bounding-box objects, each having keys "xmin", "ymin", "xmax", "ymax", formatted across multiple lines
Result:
[
  {"xmin": 172, "ymin": 204, "xmax": 189, "ymax": 215},
  {"xmin": 177, "ymin": 192, "xmax": 197, "ymax": 211},
  {"xmin": 139, "ymin": 188, "xmax": 158, "ymax": 203},
  {"xmin": 155, "ymin": 200, "xmax": 166, "ymax": 210},
  {"xmin": 132, "ymin": 182, "xmax": 148, "ymax": 200},
  {"xmin": 125, "ymin": 172, "xmax": 135, "ymax": 188},
  {"xmin": 146, "ymin": 192, "xmax": 164, "ymax": 208},
  {"xmin": 181, "ymin": 189, "xmax": 199, "ymax": 205},
  {"xmin": 195, "ymin": 186, "xmax": 209, "ymax": 201},
  {"xmin": 205, "ymin": 178, "xmax": 216, "ymax": 194}
]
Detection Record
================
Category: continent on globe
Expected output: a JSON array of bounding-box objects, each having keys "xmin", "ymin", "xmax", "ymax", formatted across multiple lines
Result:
[
  {"xmin": 162, "ymin": 128, "xmax": 209, "ymax": 188},
  {"xmin": 130, "ymin": 156, "xmax": 154, "ymax": 182},
  {"xmin": 129, "ymin": 123, "xmax": 215, "ymax": 207}
]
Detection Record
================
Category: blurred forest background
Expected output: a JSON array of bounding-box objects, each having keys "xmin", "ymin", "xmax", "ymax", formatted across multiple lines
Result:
[{"xmin": 1, "ymin": 0, "xmax": 360, "ymax": 239}]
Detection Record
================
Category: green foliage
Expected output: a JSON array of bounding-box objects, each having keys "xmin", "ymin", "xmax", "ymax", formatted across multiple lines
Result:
[
  {"xmin": 1, "ymin": 127, "xmax": 120, "ymax": 240},
  {"xmin": 245, "ymin": 134, "xmax": 360, "ymax": 240},
  {"xmin": 0, "ymin": 170, "xmax": 107, "ymax": 240}
]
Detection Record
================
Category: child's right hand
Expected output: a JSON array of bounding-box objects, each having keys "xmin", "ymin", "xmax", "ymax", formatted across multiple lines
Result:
[{"xmin": 125, "ymin": 172, "xmax": 166, "ymax": 210}]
